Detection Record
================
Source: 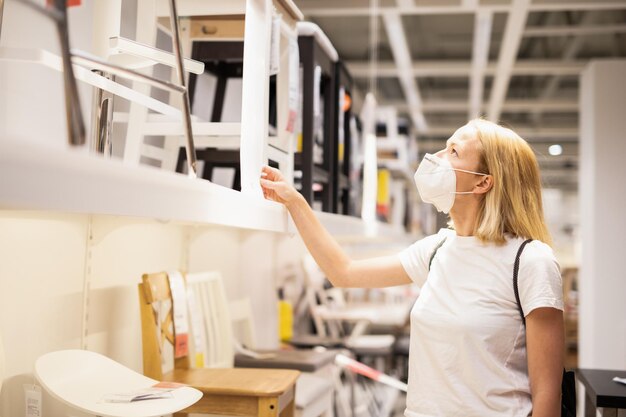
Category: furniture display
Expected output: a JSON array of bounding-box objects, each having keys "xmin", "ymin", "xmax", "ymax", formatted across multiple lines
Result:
[
  {"xmin": 334, "ymin": 61, "xmax": 355, "ymax": 215},
  {"xmin": 119, "ymin": 0, "xmax": 302, "ymax": 198},
  {"xmin": 0, "ymin": 3, "xmax": 416, "ymax": 415},
  {"xmin": 374, "ymin": 106, "xmax": 417, "ymax": 230},
  {"xmin": 295, "ymin": 22, "xmax": 339, "ymax": 212},
  {"xmin": 299, "ymin": 254, "xmax": 396, "ymax": 368},
  {"xmin": 163, "ymin": 0, "xmax": 303, "ymax": 190},
  {"xmin": 228, "ymin": 298, "xmax": 336, "ymax": 417},
  {"xmin": 0, "ymin": 0, "xmax": 412, "ymax": 237},
  {"xmin": 138, "ymin": 271, "xmax": 300, "ymax": 417},
  {"xmin": 185, "ymin": 271, "xmax": 334, "ymax": 417},
  {"xmin": 578, "ymin": 368, "xmax": 626, "ymax": 417},
  {"xmin": 358, "ymin": 93, "xmax": 379, "ymax": 223},
  {"xmin": 296, "ymin": 254, "xmax": 404, "ymax": 417},
  {"xmin": 34, "ymin": 349, "xmax": 202, "ymax": 417},
  {"xmin": 2, "ymin": 0, "xmax": 203, "ymax": 175}
]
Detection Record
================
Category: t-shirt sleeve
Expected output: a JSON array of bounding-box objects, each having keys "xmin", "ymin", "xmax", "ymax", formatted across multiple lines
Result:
[
  {"xmin": 398, "ymin": 229, "xmax": 450, "ymax": 288},
  {"xmin": 518, "ymin": 241, "xmax": 564, "ymax": 316}
]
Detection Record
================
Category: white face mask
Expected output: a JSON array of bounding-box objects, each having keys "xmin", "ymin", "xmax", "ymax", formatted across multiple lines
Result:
[{"xmin": 414, "ymin": 153, "xmax": 488, "ymax": 214}]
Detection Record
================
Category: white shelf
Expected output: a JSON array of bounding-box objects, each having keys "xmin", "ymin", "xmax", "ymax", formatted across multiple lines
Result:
[
  {"xmin": 0, "ymin": 140, "xmax": 415, "ymax": 240},
  {"xmin": 0, "ymin": 140, "xmax": 290, "ymax": 233},
  {"xmin": 315, "ymin": 211, "xmax": 414, "ymax": 244}
]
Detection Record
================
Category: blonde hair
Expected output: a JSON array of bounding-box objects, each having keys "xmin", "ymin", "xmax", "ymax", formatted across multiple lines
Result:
[{"xmin": 465, "ymin": 118, "xmax": 552, "ymax": 246}]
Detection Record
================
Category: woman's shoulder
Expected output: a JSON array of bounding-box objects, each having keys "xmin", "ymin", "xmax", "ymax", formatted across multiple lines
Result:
[
  {"xmin": 509, "ymin": 237, "xmax": 559, "ymax": 268},
  {"xmin": 525, "ymin": 239, "xmax": 555, "ymax": 258}
]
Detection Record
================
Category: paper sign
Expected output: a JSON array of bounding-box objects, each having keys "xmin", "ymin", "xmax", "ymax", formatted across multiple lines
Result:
[
  {"xmin": 338, "ymin": 86, "xmax": 345, "ymax": 161},
  {"xmin": 313, "ymin": 65, "xmax": 321, "ymax": 118},
  {"xmin": 614, "ymin": 376, "xmax": 626, "ymax": 386},
  {"xmin": 168, "ymin": 271, "xmax": 189, "ymax": 358},
  {"xmin": 269, "ymin": 12, "xmax": 281, "ymax": 76},
  {"xmin": 24, "ymin": 384, "xmax": 42, "ymax": 417},
  {"xmin": 286, "ymin": 36, "xmax": 300, "ymax": 133}
]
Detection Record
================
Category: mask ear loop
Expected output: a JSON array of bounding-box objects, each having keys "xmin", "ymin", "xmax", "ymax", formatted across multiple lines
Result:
[
  {"xmin": 452, "ymin": 168, "xmax": 489, "ymax": 176},
  {"xmin": 449, "ymin": 171, "xmax": 490, "ymax": 195}
]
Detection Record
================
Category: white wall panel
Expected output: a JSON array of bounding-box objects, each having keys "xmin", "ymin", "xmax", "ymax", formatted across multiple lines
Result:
[
  {"xmin": 0, "ymin": 211, "xmax": 88, "ymax": 416},
  {"xmin": 86, "ymin": 216, "xmax": 186, "ymax": 370},
  {"xmin": 579, "ymin": 59, "xmax": 626, "ymax": 370}
]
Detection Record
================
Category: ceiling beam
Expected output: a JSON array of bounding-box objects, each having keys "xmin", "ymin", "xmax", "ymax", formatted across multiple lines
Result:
[
  {"xmin": 382, "ymin": 98, "xmax": 579, "ymax": 113},
  {"xmin": 488, "ymin": 0, "xmax": 531, "ymax": 122},
  {"xmin": 532, "ymin": 12, "xmax": 600, "ymax": 122},
  {"xmin": 416, "ymin": 126, "xmax": 579, "ymax": 140},
  {"xmin": 395, "ymin": 0, "xmax": 415, "ymax": 7},
  {"xmin": 469, "ymin": 10, "xmax": 493, "ymax": 119},
  {"xmin": 346, "ymin": 59, "xmax": 587, "ymax": 78},
  {"xmin": 524, "ymin": 23, "xmax": 626, "ymax": 37},
  {"xmin": 462, "ymin": 0, "xmax": 479, "ymax": 8},
  {"xmin": 419, "ymin": 138, "xmax": 579, "ymax": 151},
  {"xmin": 301, "ymin": 2, "xmax": 626, "ymax": 17},
  {"xmin": 382, "ymin": 10, "xmax": 428, "ymax": 132}
]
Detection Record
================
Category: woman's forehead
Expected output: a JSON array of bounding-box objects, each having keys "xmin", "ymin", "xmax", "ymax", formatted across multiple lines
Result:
[{"xmin": 449, "ymin": 125, "xmax": 478, "ymax": 147}]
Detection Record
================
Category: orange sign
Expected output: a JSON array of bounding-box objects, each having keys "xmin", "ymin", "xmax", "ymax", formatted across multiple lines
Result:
[{"xmin": 46, "ymin": 0, "xmax": 82, "ymax": 7}]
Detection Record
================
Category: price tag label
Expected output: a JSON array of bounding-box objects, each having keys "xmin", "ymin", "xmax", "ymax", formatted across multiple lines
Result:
[{"xmin": 24, "ymin": 384, "xmax": 42, "ymax": 417}]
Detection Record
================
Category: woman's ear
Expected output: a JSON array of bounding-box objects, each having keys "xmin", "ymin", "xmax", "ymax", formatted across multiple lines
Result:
[{"xmin": 474, "ymin": 175, "xmax": 493, "ymax": 195}]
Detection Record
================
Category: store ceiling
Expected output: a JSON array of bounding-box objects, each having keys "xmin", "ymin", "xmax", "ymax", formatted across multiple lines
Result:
[{"xmin": 298, "ymin": 0, "xmax": 626, "ymax": 191}]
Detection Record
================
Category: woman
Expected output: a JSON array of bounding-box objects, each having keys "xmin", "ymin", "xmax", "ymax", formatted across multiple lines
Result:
[{"xmin": 260, "ymin": 118, "xmax": 564, "ymax": 417}]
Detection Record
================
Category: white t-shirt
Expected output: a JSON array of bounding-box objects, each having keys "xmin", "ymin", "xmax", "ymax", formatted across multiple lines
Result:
[{"xmin": 398, "ymin": 228, "xmax": 563, "ymax": 417}]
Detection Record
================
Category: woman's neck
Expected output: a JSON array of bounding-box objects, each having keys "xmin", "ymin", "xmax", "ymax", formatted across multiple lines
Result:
[{"xmin": 450, "ymin": 200, "xmax": 480, "ymax": 236}]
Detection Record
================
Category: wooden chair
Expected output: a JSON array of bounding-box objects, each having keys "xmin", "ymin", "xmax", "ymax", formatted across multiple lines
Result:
[
  {"xmin": 138, "ymin": 271, "xmax": 299, "ymax": 417},
  {"xmin": 185, "ymin": 271, "xmax": 335, "ymax": 417}
]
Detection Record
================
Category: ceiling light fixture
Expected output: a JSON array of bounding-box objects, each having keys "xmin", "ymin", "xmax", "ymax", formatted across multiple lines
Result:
[{"xmin": 548, "ymin": 144, "xmax": 563, "ymax": 156}]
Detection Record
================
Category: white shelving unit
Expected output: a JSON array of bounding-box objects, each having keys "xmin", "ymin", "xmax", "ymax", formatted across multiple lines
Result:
[{"xmin": 0, "ymin": 138, "xmax": 412, "ymax": 241}]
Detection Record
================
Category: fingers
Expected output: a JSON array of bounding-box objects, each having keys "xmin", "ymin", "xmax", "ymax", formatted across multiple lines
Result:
[
  {"xmin": 261, "ymin": 165, "xmax": 283, "ymax": 180},
  {"xmin": 262, "ymin": 165, "xmax": 280, "ymax": 174},
  {"xmin": 260, "ymin": 178, "xmax": 279, "ymax": 189},
  {"xmin": 260, "ymin": 178, "xmax": 281, "ymax": 202}
]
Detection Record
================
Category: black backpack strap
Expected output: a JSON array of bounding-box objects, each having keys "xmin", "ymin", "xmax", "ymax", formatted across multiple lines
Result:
[
  {"xmin": 513, "ymin": 239, "xmax": 533, "ymax": 326},
  {"xmin": 428, "ymin": 237, "xmax": 447, "ymax": 271}
]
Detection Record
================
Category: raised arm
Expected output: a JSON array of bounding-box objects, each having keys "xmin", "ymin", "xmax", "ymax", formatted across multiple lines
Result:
[{"xmin": 260, "ymin": 166, "xmax": 411, "ymax": 288}]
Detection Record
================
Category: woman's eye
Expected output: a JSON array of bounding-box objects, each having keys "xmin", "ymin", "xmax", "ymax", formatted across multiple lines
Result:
[{"xmin": 450, "ymin": 148, "xmax": 458, "ymax": 156}]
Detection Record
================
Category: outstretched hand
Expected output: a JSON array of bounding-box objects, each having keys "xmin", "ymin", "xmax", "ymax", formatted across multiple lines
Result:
[{"xmin": 260, "ymin": 165, "xmax": 300, "ymax": 206}]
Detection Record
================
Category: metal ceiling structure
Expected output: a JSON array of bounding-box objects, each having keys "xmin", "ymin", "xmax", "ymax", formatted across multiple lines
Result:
[{"xmin": 299, "ymin": 0, "xmax": 626, "ymax": 190}]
